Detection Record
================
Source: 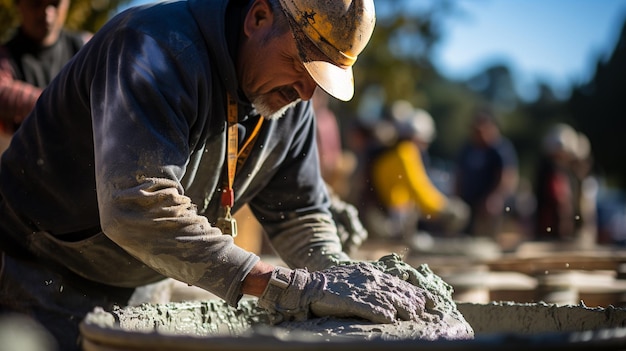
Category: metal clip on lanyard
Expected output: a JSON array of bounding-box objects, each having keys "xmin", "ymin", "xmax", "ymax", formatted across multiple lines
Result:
[{"xmin": 216, "ymin": 93, "xmax": 263, "ymax": 237}]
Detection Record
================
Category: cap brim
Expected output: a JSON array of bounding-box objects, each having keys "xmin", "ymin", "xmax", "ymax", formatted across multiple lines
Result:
[{"xmin": 303, "ymin": 60, "xmax": 354, "ymax": 102}]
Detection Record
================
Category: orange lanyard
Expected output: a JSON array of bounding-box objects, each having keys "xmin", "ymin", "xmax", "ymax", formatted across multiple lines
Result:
[{"xmin": 221, "ymin": 93, "xmax": 264, "ymax": 210}]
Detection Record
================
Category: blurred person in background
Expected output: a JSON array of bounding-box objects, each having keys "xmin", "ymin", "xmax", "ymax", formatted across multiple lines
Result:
[
  {"xmin": 533, "ymin": 123, "xmax": 596, "ymax": 244},
  {"xmin": 0, "ymin": 0, "xmax": 91, "ymax": 153},
  {"xmin": 343, "ymin": 116, "xmax": 394, "ymax": 212},
  {"xmin": 313, "ymin": 88, "xmax": 355, "ymax": 197},
  {"xmin": 454, "ymin": 108, "xmax": 519, "ymax": 238},
  {"xmin": 312, "ymin": 88, "xmax": 367, "ymax": 254},
  {"xmin": 366, "ymin": 100, "xmax": 469, "ymax": 244},
  {"xmin": 570, "ymin": 131, "xmax": 598, "ymax": 247}
]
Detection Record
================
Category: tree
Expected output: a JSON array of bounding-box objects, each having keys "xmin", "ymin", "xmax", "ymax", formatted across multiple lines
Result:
[
  {"xmin": 569, "ymin": 19, "xmax": 626, "ymax": 187},
  {"xmin": 465, "ymin": 64, "xmax": 519, "ymax": 112}
]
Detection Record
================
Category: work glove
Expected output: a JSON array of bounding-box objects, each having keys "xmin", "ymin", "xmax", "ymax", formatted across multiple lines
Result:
[
  {"xmin": 258, "ymin": 262, "xmax": 430, "ymax": 324},
  {"xmin": 328, "ymin": 193, "xmax": 368, "ymax": 255}
]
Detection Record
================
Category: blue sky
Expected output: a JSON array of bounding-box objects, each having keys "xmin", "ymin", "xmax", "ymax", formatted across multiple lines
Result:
[
  {"xmin": 117, "ymin": 0, "xmax": 626, "ymax": 100},
  {"xmin": 432, "ymin": 0, "xmax": 626, "ymax": 100}
]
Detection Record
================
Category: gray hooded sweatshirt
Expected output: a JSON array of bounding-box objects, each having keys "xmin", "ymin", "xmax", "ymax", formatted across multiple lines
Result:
[{"xmin": 0, "ymin": 0, "xmax": 348, "ymax": 306}]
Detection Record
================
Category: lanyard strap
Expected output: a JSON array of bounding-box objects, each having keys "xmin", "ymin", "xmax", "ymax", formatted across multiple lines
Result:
[{"xmin": 221, "ymin": 93, "xmax": 264, "ymax": 209}]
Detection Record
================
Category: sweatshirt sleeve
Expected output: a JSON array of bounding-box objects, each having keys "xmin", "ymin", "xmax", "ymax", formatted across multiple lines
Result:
[
  {"xmin": 248, "ymin": 102, "xmax": 350, "ymax": 271},
  {"xmin": 91, "ymin": 27, "xmax": 258, "ymax": 306}
]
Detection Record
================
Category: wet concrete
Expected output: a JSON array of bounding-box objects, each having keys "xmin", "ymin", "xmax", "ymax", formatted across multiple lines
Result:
[
  {"xmin": 82, "ymin": 261, "xmax": 475, "ymax": 350},
  {"xmin": 460, "ymin": 301, "xmax": 626, "ymax": 334},
  {"xmin": 85, "ymin": 298, "xmax": 470, "ymax": 340},
  {"xmin": 81, "ymin": 245, "xmax": 626, "ymax": 350},
  {"xmin": 85, "ymin": 264, "xmax": 475, "ymax": 343},
  {"xmin": 81, "ymin": 299, "xmax": 626, "ymax": 351}
]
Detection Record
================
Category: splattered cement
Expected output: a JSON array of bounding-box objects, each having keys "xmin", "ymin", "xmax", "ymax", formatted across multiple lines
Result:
[
  {"xmin": 81, "ymin": 263, "xmax": 475, "ymax": 349},
  {"xmin": 80, "ymin": 261, "xmax": 626, "ymax": 350},
  {"xmin": 458, "ymin": 300, "xmax": 626, "ymax": 334}
]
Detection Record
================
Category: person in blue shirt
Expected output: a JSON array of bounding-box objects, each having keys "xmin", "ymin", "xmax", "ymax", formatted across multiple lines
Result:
[{"xmin": 454, "ymin": 108, "xmax": 519, "ymax": 238}]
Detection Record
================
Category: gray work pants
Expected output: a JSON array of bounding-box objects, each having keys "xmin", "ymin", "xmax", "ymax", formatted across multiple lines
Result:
[{"xmin": 0, "ymin": 251, "xmax": 135, "ymax": 351}]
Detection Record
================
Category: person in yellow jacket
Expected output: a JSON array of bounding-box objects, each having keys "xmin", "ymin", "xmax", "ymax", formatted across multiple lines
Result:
[{"xmin": 368, "ymin": 100, "xmax": 469, "ymax": 242}]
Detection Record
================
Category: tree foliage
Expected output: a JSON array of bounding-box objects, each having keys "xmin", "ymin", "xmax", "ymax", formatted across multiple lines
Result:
[{"xmin": 569, "ymin": 21, "xmax": 626, "ymax": 188}]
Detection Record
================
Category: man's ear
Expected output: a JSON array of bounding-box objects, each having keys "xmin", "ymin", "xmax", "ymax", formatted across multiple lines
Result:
[{"xmin": 243, "ymin": 0, "xmax": 274, "ymax": 38}]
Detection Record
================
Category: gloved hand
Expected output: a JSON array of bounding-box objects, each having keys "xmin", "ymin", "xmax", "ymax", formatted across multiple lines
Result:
[
  {"xmin": 328, "ymin": 193, "xmax": 368, "ymax": 255},
  {"xmin": 438, "ymin": 196, "xmax": 470, "ymax": 233},
  {"xmin": 258, "ymin": 263, "xmax": 429, "ymax": 324}
]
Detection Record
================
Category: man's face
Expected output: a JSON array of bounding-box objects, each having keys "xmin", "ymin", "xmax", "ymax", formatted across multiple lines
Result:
[
  {"xmin": 238, "ymin": 1, "xmax": 317, "ymax": 120},
  {"xmin": 472, "ymin": 119, "xmax": 499, "ymax": 146},
  {"xmin": 17, "ymin": 0, "xmax": 69, "ymax": 46}
]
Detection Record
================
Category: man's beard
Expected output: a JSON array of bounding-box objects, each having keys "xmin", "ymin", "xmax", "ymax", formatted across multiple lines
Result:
[{"xmin": 252, "ymin": 88, "xmax": 301, "ymax": 120}]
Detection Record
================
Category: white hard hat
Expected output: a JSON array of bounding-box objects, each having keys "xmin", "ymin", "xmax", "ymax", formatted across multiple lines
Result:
[
  {"xmin": 391, "ymin": 100, "xmax": 436, "ymax": 143},
  {"xmin": 574, "ymin": 132, "xmax": 591, "ymax": 160},
  {"xmin": 542, "ymin": 123, "xmax": 578, "ymax": 155},
  {"xmin": 279, "ymin": 0, "xmax": 376, "ymax": 101}
]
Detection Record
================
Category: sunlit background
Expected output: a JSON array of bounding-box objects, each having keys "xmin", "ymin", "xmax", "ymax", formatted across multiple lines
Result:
[
  {"xmin": 1, "ymin": 0, "xmax": 626, "ymax": 241},
  {"xmin": 432, "ymin": 1, "xmax": 626, "ymax": 101},
  {"xmin": 114, "ymin": 0, "xmax": 626, "ymax": 101}
]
